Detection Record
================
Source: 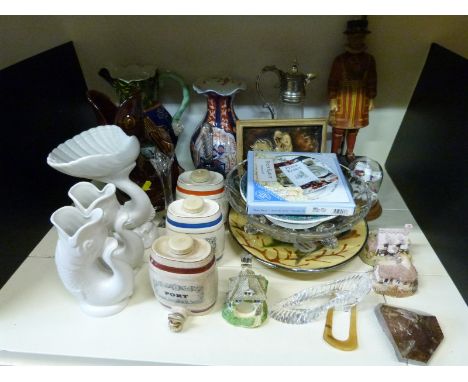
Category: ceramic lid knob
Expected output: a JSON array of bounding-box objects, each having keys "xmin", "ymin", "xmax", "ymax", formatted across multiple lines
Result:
[
  {"xmin": 168, "ymin": 234, "xmax": 194, "ymax": 255},
  {"xmin": 182, "ymin": 196, "xmax": 204, "ymax": 213},
  {"xmin": 190, "ymin": 169, "xmax": 210, "ymax": 183}
]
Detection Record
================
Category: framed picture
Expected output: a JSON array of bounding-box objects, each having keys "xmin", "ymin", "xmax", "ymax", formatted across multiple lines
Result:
[{"xmin": 236, "ymin": 118, "xmax": 328, "ymax": 162}]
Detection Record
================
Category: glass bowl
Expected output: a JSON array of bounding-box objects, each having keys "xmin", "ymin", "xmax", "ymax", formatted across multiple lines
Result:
[{"xmin": 225, "ymin": 160, "xmax": 372, "ymax": 247}]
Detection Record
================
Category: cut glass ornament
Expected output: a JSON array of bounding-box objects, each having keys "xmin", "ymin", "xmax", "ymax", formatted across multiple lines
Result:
[{"xmin": 222, "ymin": 255, "xmax": 268, "ymax": 328}]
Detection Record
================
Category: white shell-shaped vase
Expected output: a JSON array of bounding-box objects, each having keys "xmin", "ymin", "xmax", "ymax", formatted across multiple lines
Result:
[
  {"xmin": 68, "ymin": 182, "xmax": 144, "ymax": 270},
  {"xmin": 47, "ymin": 125, "xmax": 140, "ymax": 179},
  {"xmin": 50, "ymin": 206, "xmax": 135, "ymax": 317},
  {"xmin": 47, "ymin": 125, "xmax": 155, "ymax": 230}
]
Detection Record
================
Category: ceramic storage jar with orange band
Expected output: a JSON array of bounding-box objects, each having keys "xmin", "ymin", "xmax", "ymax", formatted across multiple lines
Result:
[
  {"xmin": 175, "ymin": 169, "xmax": 227, "ymax": 223},
  {"xmin": 166, "ymin": 196, "xmax": 225, "ymax": 261}
]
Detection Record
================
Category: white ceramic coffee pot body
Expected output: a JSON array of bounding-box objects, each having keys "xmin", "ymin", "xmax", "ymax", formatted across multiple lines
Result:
[
  {"xmin": 166, "ymin": 196, "xmax": 225, "ymax": 261},
  {"xmin": 149, "ymin": 234, "xmax": 218, "ymax": 316},
  {"xmin": 176, "ymin": 169, "xmax": 228, "ymax": 223}
]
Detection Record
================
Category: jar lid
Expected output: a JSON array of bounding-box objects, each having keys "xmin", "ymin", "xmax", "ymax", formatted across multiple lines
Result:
[
  {"xmin": 167, "ymin": 198, "xmax": 221, "ymax": 226},
  {"xmin": 183, "ymin": 196, "xmax": 204, "ymax": 214},
  {"xmin": 168, "ymin": 235, "xmax": 194, "ymax": 255},
  {"xmin": 177, "ymin": 170, "xmax": 224, "ymax": 193},
  {"xmin": 190, "ymin": 169, "xmax": 210, "ymax": 183},
  {"xmin": 151, "ymin": 234, "xmax": 212, "ymax": 264}
]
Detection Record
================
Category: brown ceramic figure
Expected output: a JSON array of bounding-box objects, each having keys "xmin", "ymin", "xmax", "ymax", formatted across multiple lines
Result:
[{"xmin": 328, "ymin": 18, "xmax": 377, "ymax": 162}]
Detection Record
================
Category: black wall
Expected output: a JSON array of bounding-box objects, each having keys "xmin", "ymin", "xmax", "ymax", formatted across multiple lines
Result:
[
  {"xmin": 0, "ymin": 42, "xmax": 96, "ymax": 288},
  {"xmin": 386, "ymin": 43, "xmax": 468, "ymax": 303}
]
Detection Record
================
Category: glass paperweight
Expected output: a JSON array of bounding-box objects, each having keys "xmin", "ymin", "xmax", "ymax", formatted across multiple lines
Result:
[
  {"xmin": 222, "ymin": 255, "xmax": 268, "ymax": 328},
  {"xmin": 349, "ymin": 157, "xmax": 383, "ymax": 220},
  {"xmin": 270, "ymin": 273, "xmax": 372, "ymax": 324}
]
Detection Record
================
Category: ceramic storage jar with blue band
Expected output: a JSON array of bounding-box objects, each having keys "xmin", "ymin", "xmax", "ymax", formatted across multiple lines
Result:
[
  {"xmin": 166, "ymin": 196, "xmax": 225, "ymax": 261},
  {"xmin": 175, "ymin": 169, "xmax": 227, "ymax": 223}
]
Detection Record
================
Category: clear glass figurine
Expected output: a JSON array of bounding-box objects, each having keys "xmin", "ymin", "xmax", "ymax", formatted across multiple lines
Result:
[
  {"xmin": 270, "ymin": 273, "xmax": 372, "ymax": 325},
  {"xmin": 349, "ymin": 156, "xmax": 384, "ymax": 220},
  {"xmin": 222, "ymin": 254, "xmax": 268, "ymax": 328}
]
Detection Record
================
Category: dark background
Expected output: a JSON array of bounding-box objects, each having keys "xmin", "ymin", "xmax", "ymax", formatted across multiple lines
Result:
[
  {"xmin": 0, "ymin": 42, "xmax": 96, "ymax": 288},
  {"xmin": 386, "ymin": 43, "xmax": 468, "ymax": 304}
]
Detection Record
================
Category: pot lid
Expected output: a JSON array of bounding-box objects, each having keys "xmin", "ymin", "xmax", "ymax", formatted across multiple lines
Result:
[
  {"xmin": 168, "ymin": 197, "xmax": 220, "ymax": 221},
  {"xmin": 178, "ymin": 169, "xmax": 224, "ymax": 190},
  {"xmin": 152, "ymin": 234, "xmax": 212, "ymax": 263}
]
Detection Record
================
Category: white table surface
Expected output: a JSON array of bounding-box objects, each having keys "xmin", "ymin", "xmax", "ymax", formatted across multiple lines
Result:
[{"xmin": 1, "ymin": 173, "xmax": 467, "ymax": 366}]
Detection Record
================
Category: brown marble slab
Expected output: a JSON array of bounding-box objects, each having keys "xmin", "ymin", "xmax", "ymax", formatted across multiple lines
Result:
[{"xmin": 375, "ymin": 303, "xmax": 444, "ymax": 364}]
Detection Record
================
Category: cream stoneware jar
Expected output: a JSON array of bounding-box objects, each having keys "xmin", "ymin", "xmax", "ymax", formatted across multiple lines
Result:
[
  {"xmin": 149, "ymin": 234, "xmax": 218, "ymax": 331},
  {"xmin": 176, "ymin": 169, "xmax": 228, "ymax": 223},
  {"xmin": 166, "ymin": 196, "xmax": 225, "ymax": 261}
]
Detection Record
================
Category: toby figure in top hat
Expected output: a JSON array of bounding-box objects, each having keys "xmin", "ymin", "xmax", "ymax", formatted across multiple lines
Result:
[{"xmin": 328, "ymin": 17, "xmax": 377, "ymax": 162}]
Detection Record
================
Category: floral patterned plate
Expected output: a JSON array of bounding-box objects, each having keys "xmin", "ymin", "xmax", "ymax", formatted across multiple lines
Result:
[{"xmin": 228, "ymin": 210, "xmax": 368, "ymax": 273}]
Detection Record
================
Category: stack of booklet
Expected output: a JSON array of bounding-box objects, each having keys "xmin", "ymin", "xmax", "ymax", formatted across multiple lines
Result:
[{"xmin": 246, "ymin": 151, "xmax": 356, "ymax": 217}]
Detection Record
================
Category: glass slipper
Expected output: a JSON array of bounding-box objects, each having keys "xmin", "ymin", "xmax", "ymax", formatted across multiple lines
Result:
[{"xmin": 270, "ymin": 273, "xmax": 372, "ymax": 324}]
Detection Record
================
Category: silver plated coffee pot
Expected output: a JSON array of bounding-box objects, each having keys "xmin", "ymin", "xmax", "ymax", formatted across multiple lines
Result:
[{"xmin": 256, "ymin": 60, "xmax": 316, "ymax": 119}]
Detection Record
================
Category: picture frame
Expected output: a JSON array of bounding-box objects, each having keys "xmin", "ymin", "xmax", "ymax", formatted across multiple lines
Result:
[{"xmin": 236, "ymin": 118, "xmax": 328, "ymax": 163}]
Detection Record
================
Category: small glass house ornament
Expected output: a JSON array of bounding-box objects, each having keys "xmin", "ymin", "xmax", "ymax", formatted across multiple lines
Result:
[{"xmin": 222, "ymin": 254, "xmax": 268, "ymax": 328}]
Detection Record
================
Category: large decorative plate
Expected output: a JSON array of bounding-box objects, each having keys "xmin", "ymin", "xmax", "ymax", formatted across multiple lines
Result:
[{"xmin": 228, "ymin": 210, "xmax": 368, "ymax": 273}]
